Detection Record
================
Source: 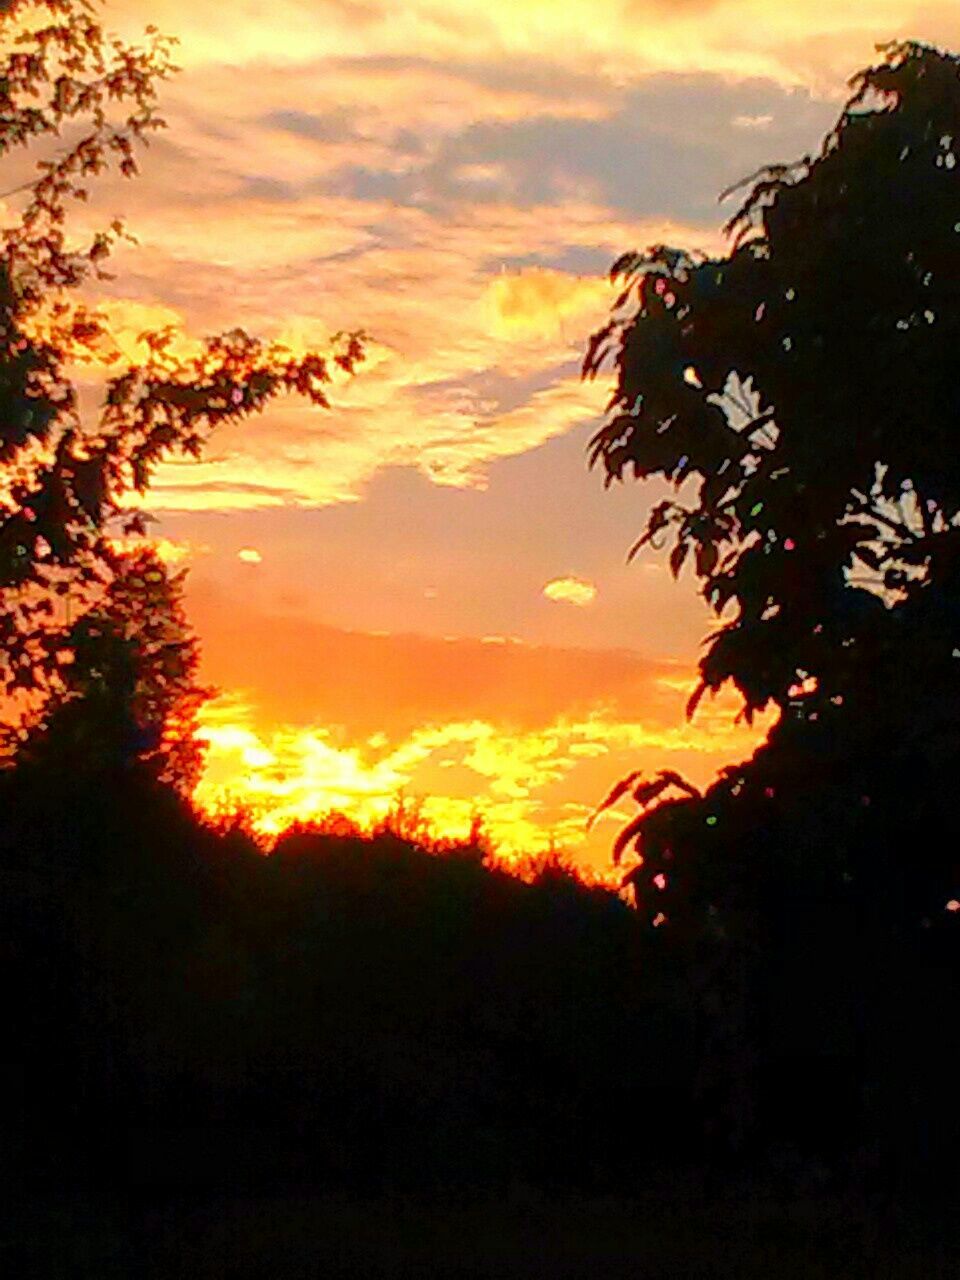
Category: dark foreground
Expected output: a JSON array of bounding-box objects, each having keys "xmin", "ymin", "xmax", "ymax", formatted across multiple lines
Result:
[
  {"xmin": 4, "ymin": 776, "xmax": 960, "ymax": 1278},
  {"xmin": 4, "ymin": 1184, "xmax": 956, "ymax": 1279}
]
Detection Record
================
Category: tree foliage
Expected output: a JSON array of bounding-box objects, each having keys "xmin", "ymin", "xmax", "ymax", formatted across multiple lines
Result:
[
  {"xmin": 2, "ymin": 545, "xmax": 209, "ymax": 790},
  {"xmin": 583, "ymin": 43, "xmax": 960, "ymax": 1174},
  {"xmin": 0, "ymin": 0, "xmax": 364, "ymax": 722},
  {"xmin": 585, "ymin": 40, "xmax": 960, "ymax": 723}
]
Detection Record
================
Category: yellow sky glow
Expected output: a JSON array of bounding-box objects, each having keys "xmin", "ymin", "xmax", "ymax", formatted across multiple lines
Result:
[{"xmin": 194, "ymin": 685, "xmax": 776, "ymax": 871}]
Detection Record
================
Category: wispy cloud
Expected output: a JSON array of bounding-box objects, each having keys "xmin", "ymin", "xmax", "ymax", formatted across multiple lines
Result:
[
  {"xmin": 107, "ymin": 534, "xmax": 208, "ymax": 566},
  {"xmin": 119, "ymin": 1, "xmax": 960, "ymax": 88},
  {"xmin": 66, "ymin": 5, "xmax": 866, "ymax": 518}
]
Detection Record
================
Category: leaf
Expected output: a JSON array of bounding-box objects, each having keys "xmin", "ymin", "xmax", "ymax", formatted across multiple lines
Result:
[
  {"xmin": 686, "ymin": 680, "xmax": 708, "ymax": 720},
  {"xmin": 656, "ymin": 769, "xmax": 702, "ymax": 799},
  {"xmin": 627, "ymin": 501, "xmax": 676, "ymax": 562},
  {"xmin": 852, "ymin": 544, "xmax": 883, "ymax": 571},
  {"xmin": 669, "ymin": 539, "xmax": 689, "ymax": 578},
  {"xmin": 695, "ymin": 540, "xmax": 719, "ymax": 577},
  {"xmin": 122, "ymin": 512, "xmax": 153, "ymax": 537},
  {"xmin": 69, "ymin": 452, "xmax": 108, "ymax": 522},
  {"xmin": 613, "ymin": 813, "xmax": 647, "ymax": 865},
  {"xmin": 582, "ymin": 320, "xmax": 616, "ymax": 378},
  {"xmin": 586, "ymin": 769, "xmax": 644, "ymax": 830},
  {"xmin": 620, "ymin": 864, "xmax": 645, "ymax": 893},
  {"xmin": 632, "ymin": 777, "xmax": 670, "ymax": 806},
  {"xmin": 609, "ymin": 251, "xmax": 643, "ymax": 281}
]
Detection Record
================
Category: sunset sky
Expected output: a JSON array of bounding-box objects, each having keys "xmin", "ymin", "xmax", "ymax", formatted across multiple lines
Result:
[{"xmin": 20, "ymin": 0, "xmax": 959, "ymax": 869}]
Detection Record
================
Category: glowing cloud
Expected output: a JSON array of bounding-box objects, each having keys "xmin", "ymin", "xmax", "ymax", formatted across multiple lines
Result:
[
  {"xmin": 192, "ymin": 689, "xmax": 776, "ymax": 871},
  {"xmin": 543, "ymin": 576, "xmax": 597, "ymax": 607},
  {"xmin": 48, "ymin": 0, "xmax": 956, "ymax": 526},
  {"xmin": 106, "ymin": 535, "xmax": 207, "ymax": 566},
  {"xmin": 237, "ymin": 548, "xmax": 263, "ymax": 564},
  {"xmin": 484, "ymin": 268, "xmax": 612, "ymax": 341},
  {"xmin": 117, "ymin": 0, "xmax": 960, "ymax": 90},
  {"xmin": 150, "ymin": 537, "xmax": 205, "ymax": 566},
  {"xmin": 733, "ymin": 113, "xmax": 774, "ymax": 128}
]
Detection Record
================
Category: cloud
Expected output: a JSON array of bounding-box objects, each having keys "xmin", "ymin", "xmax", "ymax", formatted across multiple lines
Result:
[
  {"xmin": 261, "ymin": 107, "xmax": 360, "ymax": 144},
  {"xmin": 150, "ymin": 536, "xmax": 207, "ymax": 566},
  {"xmin": 185, "ymin": 602, "xmax": 775, "ymax": 869},
  {"xmin": 57, "ymin": 9, "xmax": 862, "ymax": 526},
  {"xmin": 95, "ymin": 234, "xmax": 650, "ymax": 511},
  {"xmin": 148, "ymin": 429, "xmax": 718, "ymax": 660},
  {"xmin": 237, "ymin": 547, "xmax": 263, "ymax": 564},
  {"xmin": 387, "ymin": 72, "xmax": 837, "ymax": 220},
  {"xmin": 57, "ymin": 47, "xmax": 847, "ymax": 520},
  {"xmin": 119, "ymin": 0, "xmax": 959, "ymax": 89},
  {"xmin": 484, "ymin": 268, "xmax": 611, "ymax": 340},
  {"xmin": 187, "ymin": 599, "xmax": 673, "ymax": 739},
  {"xmin": 194, "ymin": 684, "xmax": 775, "ymax": 867},
  {"xmin": 543, "ymin": 576, "xmax": 597, "ymax": 607},
  {"xmin": 413, "ymin": 372, "xmax": 608, "ymax": 489},
  {"xmin": 106, "ymin": 534, "xmax": 208, "ymax": 566}
]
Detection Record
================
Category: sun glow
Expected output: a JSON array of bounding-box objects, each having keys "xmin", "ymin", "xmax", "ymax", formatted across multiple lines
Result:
[{"xmin": 192, "ymin": 688, "xmax": 775, "ymax": 874}]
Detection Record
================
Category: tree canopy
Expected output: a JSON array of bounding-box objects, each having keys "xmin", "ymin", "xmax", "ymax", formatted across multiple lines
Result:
[
  {"xmin": 583, "ymin": 44, "xmax": 960, "ymax": 1173},
  {"xmin": 2, "ymin": 545, "xmax": 208, "ymax": 790},
  {"xmin": 0, "ymin": 0, "xmax": 364, "ymax": 745},
  {"xmin": 585, "ymin": 40, "xmax": 960, "ymax": 724}
]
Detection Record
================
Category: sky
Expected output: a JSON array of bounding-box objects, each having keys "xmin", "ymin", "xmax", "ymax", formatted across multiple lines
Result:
[{"xmin": 15, "ymin": 0, "xmax": 960, "ymax": 870}]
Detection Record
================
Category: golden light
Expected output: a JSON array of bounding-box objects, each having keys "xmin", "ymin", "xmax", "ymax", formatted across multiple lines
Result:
[{"xmin": 191, "ymin": 689, "xmax": 777, "ymax": 876}]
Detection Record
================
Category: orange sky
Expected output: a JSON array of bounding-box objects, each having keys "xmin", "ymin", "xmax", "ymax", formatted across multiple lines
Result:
[{"xmin": 9, "ymin": 0, "xmax": 959, "ymax": 870}]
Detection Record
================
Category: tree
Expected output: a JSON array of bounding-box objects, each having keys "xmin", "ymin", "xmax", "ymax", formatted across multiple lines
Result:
[
  {"xmin": 0, "ymin": 0, "xmax": 364, "ymax": 707},
  {"xmin": 583, "ymin": 42, "xmax": 960, "ymax": 1179},
  {"xmin": 2, "ymin": 545, "xmax": 209, "ymax": 791},
  {"xmin": 583, "ymin": 37, "xmax": 960, "ymax": 906},
  {"xmin": 584, "ymin": 40, "xmax": 960, "ymax": 726}
]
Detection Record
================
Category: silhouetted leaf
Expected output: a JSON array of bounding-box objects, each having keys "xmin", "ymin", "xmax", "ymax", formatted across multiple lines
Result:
[
  {"xmin": 612, "ymin": 813, "xmax": 646, "ymax": 865},
  {"xmin": 669, "ymin": 540, "xmax": 689, "ymax": 578},
  {"xmin": 586, "ymin": 769, "xmax": 644, "ymax": 830}
]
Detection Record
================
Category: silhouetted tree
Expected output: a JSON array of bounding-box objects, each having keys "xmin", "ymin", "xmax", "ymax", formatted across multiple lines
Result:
[
  {"xmin": 2, "ymin": 545, "xmax": 208, "ymax": 790},
  {"xmin": 0, "ymin": 763, "xmax": 658, "ymax": 1197},
  {"xmin": 585, "ymin": 41, "xmax": 960, "ymax": 1187},
  {"xmin": 585, "ymin": 40, "xmax": 960, "ymax": 724},
  {"xmin": 0, "ymin": 0, "xmax": 364, "ymax": 704}
]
